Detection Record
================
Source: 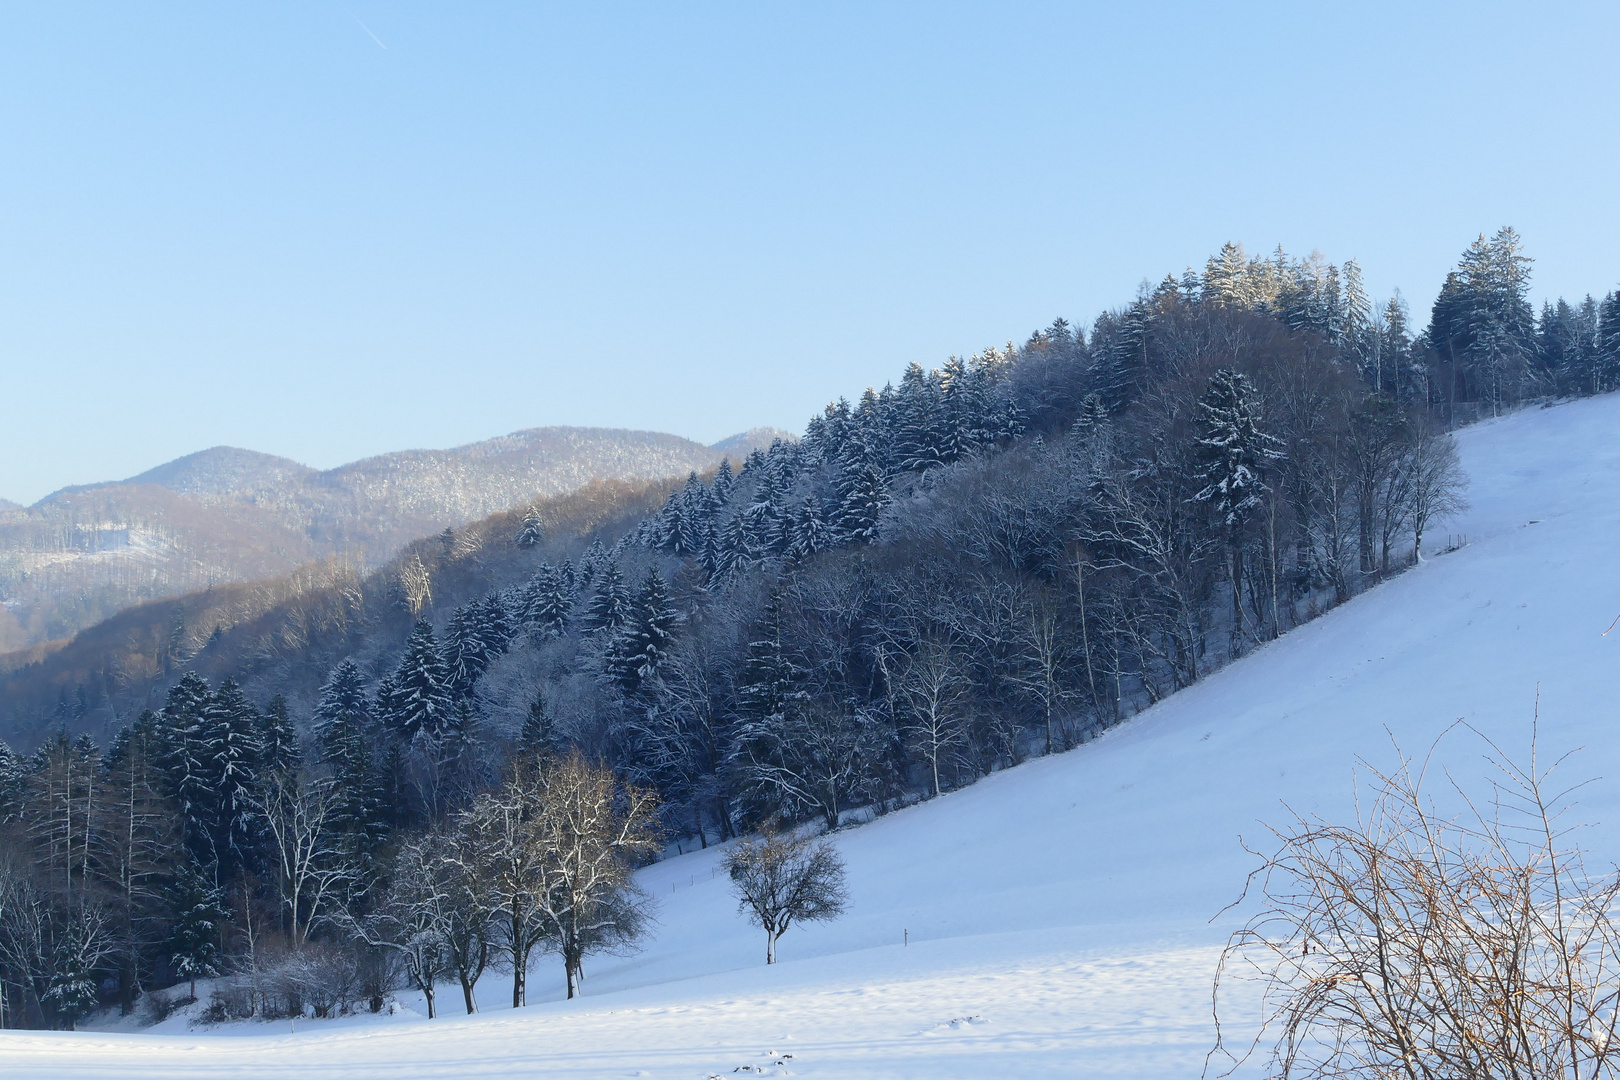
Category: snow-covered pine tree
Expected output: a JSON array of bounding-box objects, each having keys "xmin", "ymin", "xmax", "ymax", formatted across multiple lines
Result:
[
  {"xmin": 728, "ymin": 590, "xmax": 812, "ymax": 823},
  {"xmin": 608, "ymin": 569, "xmax": 677, "ymax": 696},
  {"xmin": 166, "ymin": 859, "xmax": 228, "ymax": 998},
  {"xmin": 157, "ymin": 671, "xmax": 217, "ymax": 867},
  {"xmin": 653, "ymin": 488, "xmax": 686, "ymax": 553},
  {"xmin": 0, "ymin": 737, "xmax": 24, "ymax": 823},
  {"xmin": 201, "ymin": 677, "xmax": 264, "ymax": 878},
  {"xmin": 834, "ymin": 444, "xmax": 888, "ymax": 545},
  {"xmin": 521, "ymin": 563, "xmax": 574, "ymax": 638},
  {"xmin": 515, "ymin": 506, "xmax": 546, "ymax": 548},
  {"xmin": 711, "ymin": 457, "xmax": 737, "ymax": 506},
  {"xmin": 894, "ymin": 362, "xmax": 945, "ymax": 472},
  {"xmin": 578, "ymin": 539, "xmax": 610, "ymax": 588},
  {"xmin": 257, "ymin": 694, "xmax": 301, "ymax": 778},
  {"xmin": 518, "ymin": 691, "xmax": 555, "ymax": 757},
  {"xmin": 1092, "ymin": 300, "xmax": 1152, "ymax": 416},
  {"xmin": 712, "ymin": 508, "xmax": 753, "ymax": 582},
  {"xmin": 1202, "ymin": 242, "xmax": 1251, "ymax": 306},
  {"xmin": 386, "ymin": 622, "xmax": 455, "ymax": 743},
  {"xmin": 581, "ymin": 561, "xmax": 633, "ymax": 635},
  {"xmin": 786, "ymin": 495, "xmax": 833, "ymax": 561},
  {"xmin": 1194, "ymin": 368, "xmax": 1283, "ymax": 646},
  {"xmin": 443, "ymin": 599, "xmax": 506, "ymax": 699},
  {"xmin": 314, "ymin": 659, "xmax": 389, "ymax": 861},
  {"xmin": 1596, "ymin": 291, "xmax": 1620, "ymax": 394}
]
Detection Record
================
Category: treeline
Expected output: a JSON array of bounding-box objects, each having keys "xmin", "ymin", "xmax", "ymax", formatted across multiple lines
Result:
[{"xmin": 0, "ymin": 230, "xmax": 1610, "ymax": 1028}]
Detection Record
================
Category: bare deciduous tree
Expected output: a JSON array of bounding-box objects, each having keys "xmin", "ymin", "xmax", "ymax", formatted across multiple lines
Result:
[
  {"xmin": 255, "ymin": 773, "xmax": 351, "ymax": 949},
  {"xmin": 467, "ymin": 751, "xmax": 660, "ymax": 1004},
  {"xmin": 1212, "ymin": 726, "xmax": 1620, "ymax": 1080},
  {"xmin": 725, "ymin": 824, "xmax": 848, "ymax": 965}
]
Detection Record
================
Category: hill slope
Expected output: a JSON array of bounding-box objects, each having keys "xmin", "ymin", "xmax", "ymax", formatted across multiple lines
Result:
[
  {"xmin": 0, "ymin": 427, "xmax": 780, "ymax": 650},
  {"xmin": 14, "ymin": 398, "xmax": 1620, "ymax": 1073}
]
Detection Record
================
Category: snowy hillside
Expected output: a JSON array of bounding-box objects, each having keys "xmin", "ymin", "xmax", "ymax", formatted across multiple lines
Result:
[{"xmin": 10, "ymin": 394, "xmax": 1620, "ymax": 1077}]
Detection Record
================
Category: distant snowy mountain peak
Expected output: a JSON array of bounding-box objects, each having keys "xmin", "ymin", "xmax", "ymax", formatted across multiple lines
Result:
[{"xmin": 0, "ymin": 424, "xmax": 783, "ymax": 651}]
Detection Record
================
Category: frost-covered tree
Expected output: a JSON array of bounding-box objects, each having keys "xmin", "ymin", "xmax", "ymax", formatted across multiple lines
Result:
[
  {"xmin": 201, "ymin": 677, "xmax": 264, "ymax": 878},
  {"xmin": 314, "ymin": 660, "xmax": 388, "ymax": 862},
  {"xmin": 520, "ymin": 563, "xmax": 574, "ymax": 639},
  {"xmin": 166, "ymin": 859, "xmax": 227, "ymax": 998},
  {"xmin": 581, "ymin": 562, "xmax": 632, "ymax": 636},
  {"xmin": 1194, "ymin": 368, "xmax": 1283, "ymax": 646},
  {"xmin": 386, "ymin": 622, "xmax": 455, "ymax": 743},
  {"xmin": 515, "ymin": 506, "xmax": 545, "ymax": 548},
  {"xmin": 607, "ymin": 569, "xmax": 677, "ymax": 697}
]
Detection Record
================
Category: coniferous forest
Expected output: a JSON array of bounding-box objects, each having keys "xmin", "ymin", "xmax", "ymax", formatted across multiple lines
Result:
[{"xmin": 2, "ymin": 228, "xmax": 1616, "ymax": 1028}]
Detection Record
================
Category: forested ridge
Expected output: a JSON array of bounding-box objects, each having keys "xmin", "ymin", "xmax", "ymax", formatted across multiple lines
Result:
[{"xmin": 0, "ymin": 229, "xmax": 1613, "ymax": 1029}]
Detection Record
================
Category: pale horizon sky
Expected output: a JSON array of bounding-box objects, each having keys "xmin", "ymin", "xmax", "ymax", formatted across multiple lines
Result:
[{"xmin": 3, "ymin": 2, "xmax": 1617, "ymax": 504}]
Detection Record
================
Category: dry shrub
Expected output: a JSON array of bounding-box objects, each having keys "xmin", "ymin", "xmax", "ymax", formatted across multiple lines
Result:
[{"xmin": 1212, "ymin": 722, "xmax": 1620, "ymax": 1079}]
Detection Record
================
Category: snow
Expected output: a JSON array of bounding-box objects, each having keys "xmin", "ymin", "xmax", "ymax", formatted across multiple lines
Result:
[{"xmin": 12, "ymin": 395, "xmax": 1620, "ymax": 1078}]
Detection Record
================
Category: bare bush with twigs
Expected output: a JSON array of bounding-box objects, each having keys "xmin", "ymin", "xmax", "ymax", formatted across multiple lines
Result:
[{"xmin": 1210, "ymin": 722, "xmax": 1620, "ymax": 1080}]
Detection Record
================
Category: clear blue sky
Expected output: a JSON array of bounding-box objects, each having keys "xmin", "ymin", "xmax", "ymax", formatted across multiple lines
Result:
[{"xmin": 2, "ymin": 2, "xmax": 1616, "ymax": 504}]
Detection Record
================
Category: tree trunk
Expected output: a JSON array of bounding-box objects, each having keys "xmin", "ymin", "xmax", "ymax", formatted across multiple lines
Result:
[
  {"xmin": 565, "ymin": 950, "xmax": 582, "ymax": 999},
  {"xmin": 766, "ymin": 929, "xmax": 778, "ymax": 965},
  {"xmin": 422, "ymin": 981, "xmax": 435, "ymax": 1019},
  {"xmin": 459, "ymin": 975, "xmax": 478, "ymax": 1015}
]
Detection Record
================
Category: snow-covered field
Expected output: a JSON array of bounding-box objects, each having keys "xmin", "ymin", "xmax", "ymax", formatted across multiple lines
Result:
[{"xmin": 9, "ymin": 395, "xmax": 1620, "ymax": 1079}]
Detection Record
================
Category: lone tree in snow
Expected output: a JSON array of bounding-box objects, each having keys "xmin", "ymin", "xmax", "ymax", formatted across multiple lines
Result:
[{"xmin": 725, "ymin": 824, "xmax": 847, "ymax": 964}]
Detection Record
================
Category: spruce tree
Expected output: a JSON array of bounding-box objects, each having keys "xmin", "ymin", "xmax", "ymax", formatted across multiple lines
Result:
[
  {"xmin": 386, "ymin": 622, "xmax": 455, "ymax": 743},
  {"xmin": 257, "ymin": 694, "xmax": 301, "ymax": 778},
  {"xmin": 444, "ymin": 600, "xmax": 503, "ymax": 699},
  {"xmin": 0, "ymin": 737, "xmax": 23, "ymax": 824},
  {"xmin": 201, "ymin": 677, "xmax": 264, "ymax": 880},
  {"xmin": 608, "ymin": 569, "xmax": 677, "ymax": 696},
  {"xmin": 515, "ymin": 506, "xmax": 546, "ymax": 548},
  {"xmin": 581, "ymin": 561, "xmax": 632, "ymax": 635},
  {"xmin": 166, "ymin": 860, "xmax": 228, "ymax": 999},
  {"xmin": 835, "ymin": 446, "xmax": 888, "ymax": 544},
  {"xmin": 786, "ymin": 495, "xmax": 833, "ymax": 561},
  {"xmin": 1194, "ymin": 368, "xmax": 1283, "ymax": 645},
  {"xmin": 521, "ymin": 563, "xmax": 574, "ymax": 638},
  {"xmin": 518, "ymin": 691, "xmax": 555, "ymax": 757},
  {"xmin": 314, "ymin": 660, "xmax": 388, "ymax": 864},
  {"xmin": 158, "ymin": 672, "xmax": 216, "ymax": 868},
  {"xmin": 1597, "ymin": 291, "xmax": 1620, "ymax": 393}
]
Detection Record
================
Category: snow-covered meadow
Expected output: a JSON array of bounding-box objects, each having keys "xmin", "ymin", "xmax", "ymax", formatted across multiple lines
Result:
[{"xmin": 9, "ymin": 393, "xmax": 1620, "ymax": 1078}]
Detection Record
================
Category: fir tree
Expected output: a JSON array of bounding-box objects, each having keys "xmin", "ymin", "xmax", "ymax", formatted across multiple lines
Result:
[
  {"xmin": 786, "ymin": 495, "xmax": 833, "ymax": 561},
  {"xmin": 711, "ymin": 457, "xmax": 737, "ymax": 505},
  {"xmin": 835, "ymin": 447, "xmax": 888, "ymax": 544},
  {"xmin": 201, "ymin": 677, "xmax": 264, "ymax": 879},
  {"xmin": 1597, "ymin": 291, "xmax": 1620, "ymax": 393},
  {"xmin": 167, "ymin": 859, "xmax": 228, "ymax": 998},
  {"xmin": 386, "ymin": 622, "xmax": 455, "ymax": 743},
  {"xmin": 0, "ymin": 737, "xmax": 23, "ymax": 824},
  {"xmin": 515, "ymin": 506, "xmax": 546, "ymax": 548},
  {"xmin": 257, "ymin": 694, "xmax": 301, "ymax": 778},
  {"xmin": 581, "ymin": 561, "xmax": 632, "ymax": 635},
  {"xmin": 518, "ymin": 691, "xmax": 555, "ymax": 757},
  {"xmin": 1194, "ymin": 368, "xmax": 1283, "ymax": 645},
  {"xmin": 521, "ymin": 563, "xmax": 574, "ymax": 638},
  {"xmin": 158, "ymin": 672, "xmax": 216, "ymax": 868},
  {"xmin": 608, "ymin": 569, "xmax": 678, "ymax": 696},
  {"xmin": 314, "ymin": 660, "xmax": 389, "ymax": 863},
  {"xmin": 444, "ymin": 599, "xmax": 506, "ymax": 698}
]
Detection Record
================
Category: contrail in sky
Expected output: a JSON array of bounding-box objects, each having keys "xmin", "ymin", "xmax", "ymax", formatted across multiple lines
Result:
[{"xmin": 350, "ymin": 12, "xmax": 387, "ymax": 49}]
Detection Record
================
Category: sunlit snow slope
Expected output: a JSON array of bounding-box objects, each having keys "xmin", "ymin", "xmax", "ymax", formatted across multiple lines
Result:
[{"xmin": 9, "ymin": 395, "xmax": 1620, "ymax": 1079}]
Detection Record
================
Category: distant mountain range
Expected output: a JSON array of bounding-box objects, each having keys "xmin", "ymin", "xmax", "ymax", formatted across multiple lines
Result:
[{"xmin": 0, "ymin": 425, "xmax": 792, "ymax": 651}]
